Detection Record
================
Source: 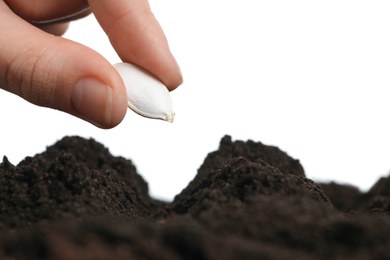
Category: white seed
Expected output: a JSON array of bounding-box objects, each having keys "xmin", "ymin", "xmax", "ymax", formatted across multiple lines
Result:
[{"xmin": 114, "ymin": 62, "xmax": 175, "ymax": 123}]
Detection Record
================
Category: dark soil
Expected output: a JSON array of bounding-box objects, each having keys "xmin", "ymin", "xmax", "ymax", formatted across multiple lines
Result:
[{"xmin": 1, "ymin": 135, "xmax": 390, "ymax": 259}]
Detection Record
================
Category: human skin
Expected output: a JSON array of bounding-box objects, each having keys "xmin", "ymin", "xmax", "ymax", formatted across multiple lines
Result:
[{"xmin": 0, "ymin": 0, "xmax": 183, "ymax": 128}]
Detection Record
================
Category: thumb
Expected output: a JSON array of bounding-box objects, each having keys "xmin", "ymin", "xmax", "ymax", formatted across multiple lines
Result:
[{"xmin": 0, "ymin": 2, "xmax": 127, "ymax": 128}]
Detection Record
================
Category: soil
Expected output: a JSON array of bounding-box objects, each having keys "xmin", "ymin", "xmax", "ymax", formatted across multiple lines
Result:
[{"xmin": 1, "ymin": 135, "xmax": 390, "ymax": 259}]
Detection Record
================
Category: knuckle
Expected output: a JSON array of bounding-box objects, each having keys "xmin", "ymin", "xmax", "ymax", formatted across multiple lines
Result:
[{"xmin": 7, "ymin": 44, "xmax": 59, "ymax": 107}]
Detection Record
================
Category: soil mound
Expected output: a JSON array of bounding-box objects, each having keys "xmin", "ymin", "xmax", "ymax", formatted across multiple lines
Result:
[{"xmin": 1, "ymin": 135, "xmax": 390, "ymax": 259}]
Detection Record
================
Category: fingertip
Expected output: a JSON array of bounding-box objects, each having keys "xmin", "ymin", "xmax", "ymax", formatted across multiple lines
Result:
[
  {"xmin": 88, "ymin": 0, "xmax": 183, "ymax": 92},
  {"xmin": 71, "ymin": 75, "xmax": 128, "ymax": 129},
  {"xmin": 167, "ymin": 59, "xmax": 183, "ymax": 91},
  {"xmin": 54, "ymin": 41, "xmax": 128, "ymax": 128}
]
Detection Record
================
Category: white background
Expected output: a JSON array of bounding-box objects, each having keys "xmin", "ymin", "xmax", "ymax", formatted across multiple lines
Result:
[{"xmin": 1, "ymin": 1, "xmax": 390, "ymax": 201}]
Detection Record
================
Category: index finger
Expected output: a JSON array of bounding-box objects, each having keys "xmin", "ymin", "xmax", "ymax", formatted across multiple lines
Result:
[{"xmin": 87, "ymin": 0, "xmax": 182, "ymax": 90}]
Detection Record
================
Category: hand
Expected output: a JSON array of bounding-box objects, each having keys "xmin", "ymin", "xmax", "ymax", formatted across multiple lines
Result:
[{"xmin": 0, "ymin": 0, "xmax": 183, "ymax": 128}]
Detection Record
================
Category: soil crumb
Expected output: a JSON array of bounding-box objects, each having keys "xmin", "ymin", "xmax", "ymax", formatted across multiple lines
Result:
[{"xmin": 1, "ymin": 135, "xmax": 390, "ymax": 259}]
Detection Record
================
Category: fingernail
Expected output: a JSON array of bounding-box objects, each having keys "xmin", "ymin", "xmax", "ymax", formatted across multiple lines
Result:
[
  {"xmin": 72, "ymin": 78, "xmax": 112, "ymax": 127},
  {"xmin": 178, "ymin": 66, "xmax": 183, "ymax": 85},
  {"xmin": 173, "ymin": 56, "xmax": 183, "ymax": 85}
]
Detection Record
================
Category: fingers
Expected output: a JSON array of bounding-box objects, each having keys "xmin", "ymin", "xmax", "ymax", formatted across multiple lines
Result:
[
  {"xmin": 88, "ymin": 0, "xmax": 183, "ymax": 91},
  {"xmin": 0, "ymin": 2, "xmax": 128, "ymax": 128},
  {"xmin": 1, "ymin": 0, "xmax": 181, "ymax": 129}
]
